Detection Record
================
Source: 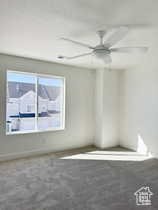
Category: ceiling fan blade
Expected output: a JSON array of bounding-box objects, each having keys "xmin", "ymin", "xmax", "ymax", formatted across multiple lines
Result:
[
  {"xmin": 110, "ymin": 47, "xmax": 148, "ymax": 53},
  {"xmin": 60, "ymin": 37, "xmax": 94, "ymax": 49},
  {"xmin": 104, "ymin": 26, "xmax": 129, "ymax": 48},
  {"xmin": 58, "ymin": 52, "xmax": 92, "ymax": 60}
]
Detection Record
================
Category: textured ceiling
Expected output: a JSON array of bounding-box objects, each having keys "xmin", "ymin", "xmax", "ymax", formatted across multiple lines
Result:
[{"xmin": 0, "ymin": 0, "xmax": 157, "ymax": 69}]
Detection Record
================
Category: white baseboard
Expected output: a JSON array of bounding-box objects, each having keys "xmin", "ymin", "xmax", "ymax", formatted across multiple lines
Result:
[
  {"xmin": 119, "ymin": 142, "xmax": 137, "ymax": 152},
  {"xmin": 0, "ymin": 148, "xmax": 56, "ymax": 162},
  {"xmin": 0, "ymin": 144, "xmax": 94, "ymax": 162},
  {"xmin": 151, "ymin": 153, "xmax": 158, "ymax": 159}
]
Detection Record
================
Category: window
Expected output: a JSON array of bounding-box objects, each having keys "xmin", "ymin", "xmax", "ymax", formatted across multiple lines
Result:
[{"xmin": 6, "ymin": 71, "xmax": 65, "ymax": 134}]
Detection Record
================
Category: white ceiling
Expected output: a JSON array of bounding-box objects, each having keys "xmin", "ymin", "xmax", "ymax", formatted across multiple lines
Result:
[{"xmin": 0, "ymin": 0, "xmax": 158, "ymax": 69}]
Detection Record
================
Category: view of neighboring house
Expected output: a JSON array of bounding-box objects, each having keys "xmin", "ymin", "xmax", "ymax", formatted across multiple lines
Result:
[{"xmin": 7, "ymin": 81, "xmax": 62, "ymax": 132}]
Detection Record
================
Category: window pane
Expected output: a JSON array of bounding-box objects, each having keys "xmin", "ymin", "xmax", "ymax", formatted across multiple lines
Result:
[
  {"xmin": 37, "ymin": 77, "xmax": 64, "ymax": 130},
  {"xmin": 6, "ymin": 72, "xmax": 36, "ymax": 133}
]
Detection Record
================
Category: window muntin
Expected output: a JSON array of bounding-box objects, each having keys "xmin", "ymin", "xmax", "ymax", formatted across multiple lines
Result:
[{"xmin": 6, "ymin": 71, "xmax": 65, "ymax": 134}]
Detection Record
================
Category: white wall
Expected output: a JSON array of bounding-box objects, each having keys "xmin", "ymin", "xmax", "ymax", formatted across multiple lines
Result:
[
  {"xmin": 0, "ymin": 54, "xmax": 95, "ymax": 160},
  {"xmin": 95, "ymin": 69, "xmax": 120, "ymax": 148},
  {"xmin": 119, "ymin": 67, "xmax": 158, "ymax": 155},
  {"xmin": 119, "ymin": 28, "xmax": 158, "ymax": 157}
]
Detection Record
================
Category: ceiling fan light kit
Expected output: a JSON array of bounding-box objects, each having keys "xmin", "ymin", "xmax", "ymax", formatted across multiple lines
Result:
[{"xmin": 58, "ymin": 26, "xmax": 148, "ymax": 64}]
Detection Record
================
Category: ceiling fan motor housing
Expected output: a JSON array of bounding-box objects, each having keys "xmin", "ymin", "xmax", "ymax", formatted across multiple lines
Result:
[{"xmin": 93, "ymin": 46, "xmax": 110, "ymax": 59}]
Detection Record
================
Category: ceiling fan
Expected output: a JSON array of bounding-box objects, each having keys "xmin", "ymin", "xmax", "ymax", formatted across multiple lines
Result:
[{"xmin": 58, "ymin": 26, "xmax": 148, "ymax": 64}]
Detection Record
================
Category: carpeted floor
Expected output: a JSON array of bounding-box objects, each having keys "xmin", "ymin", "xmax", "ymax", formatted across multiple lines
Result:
[{"xmin": 0, "ymin": 148, "xmax": 158, "ymax": 210}]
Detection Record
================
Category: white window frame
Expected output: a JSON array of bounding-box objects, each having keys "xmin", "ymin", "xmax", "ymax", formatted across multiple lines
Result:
[{"xmin": 6, "ymin": 70, "xmax": 65, "ymax": 135}]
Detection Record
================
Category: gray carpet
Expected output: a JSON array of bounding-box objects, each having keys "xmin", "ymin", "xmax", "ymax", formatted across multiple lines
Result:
[{"xmin": 0, "ymin": 154, "xmax": 158, "ymax": 210}]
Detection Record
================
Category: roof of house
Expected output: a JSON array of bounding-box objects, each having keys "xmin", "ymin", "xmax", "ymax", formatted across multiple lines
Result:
[
  {"xmin": 8, "ymin": 82, "xmax": 60, "ymax": 101},
  {"xmin": 134, "ymin": 187, "xmax": 153, "ymax": 195}
]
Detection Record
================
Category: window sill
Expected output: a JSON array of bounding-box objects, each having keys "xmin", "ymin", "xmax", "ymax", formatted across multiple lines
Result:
[{"xmin": 6, "ymin": 127, "xmax": 65, "ymax": 135}]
